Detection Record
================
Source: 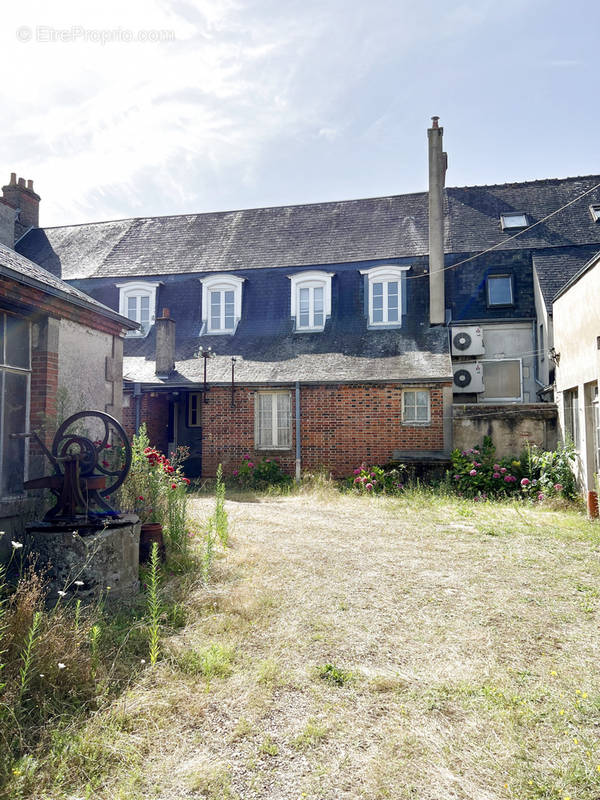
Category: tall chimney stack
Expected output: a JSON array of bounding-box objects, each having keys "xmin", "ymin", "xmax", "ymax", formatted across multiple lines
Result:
[
  {"xmin": 1, "ymin": 173, "xmax": 41, "ymax": 241},
  {"xmin": 428, "ymin": 117, "xmax": 447, "ymax": 325},
  {"xmin": 155, "ymin": 308, "xmax": 176, "ymax": 376}
]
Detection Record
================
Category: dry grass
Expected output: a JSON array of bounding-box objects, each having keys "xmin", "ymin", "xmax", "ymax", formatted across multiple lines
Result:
[{"xmin": 16, "ymin": 488, "xmax": 600, "ymax": 800}]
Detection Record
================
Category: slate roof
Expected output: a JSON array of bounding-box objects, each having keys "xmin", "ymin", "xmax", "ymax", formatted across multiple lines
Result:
[
  {"xmin": 123, "ymin": 326, "xmax": 452, "ymax": 386},
  {"xmin": 532, "ymin": 245, "xmax": 600, "ymax": 309},
  {"xmin": 16, "ymin": 174, "xmax": 600, "ymax": 281},
  {"xmin": 553, "ymin": 249, "xmax": 600, "ymax": 302},
  {"xmin": 0, "ymin": 242, "xmax": 137, "ymax": 327}
]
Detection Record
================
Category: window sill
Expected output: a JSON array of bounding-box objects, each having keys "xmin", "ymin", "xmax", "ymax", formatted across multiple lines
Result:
[
  {"xmin": 256, "ymin": 446, "xmax": 292, "ymax": 451},
  {"xmin": 367, "ymin": 322, "xmax": 402, "ymax": 330},
  {"xmin": 401, "ymin": 420, "xmax": 431, "ymax": 426}
]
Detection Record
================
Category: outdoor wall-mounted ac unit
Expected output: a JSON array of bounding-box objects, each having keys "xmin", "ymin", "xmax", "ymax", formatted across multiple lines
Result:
[
  {"xmin": 453, "ymin": 361, "xmax": 484, "ymax": 393},
  {"xmin": 451, "ymin": 326, "xmax": 485, "ymax": 356}
]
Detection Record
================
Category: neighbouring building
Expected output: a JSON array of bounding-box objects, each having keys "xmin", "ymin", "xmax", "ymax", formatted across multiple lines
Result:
[
  {"xmin": 0, "ymin": 179, "xmax": 136, "ymax": 553},
  {"xmin": 12, "ymin": 121, "xmax": 600, "ymax": 474},
  {"xmin": 553, "ymin": 250, "xmax": 600, "ymax": 493}
]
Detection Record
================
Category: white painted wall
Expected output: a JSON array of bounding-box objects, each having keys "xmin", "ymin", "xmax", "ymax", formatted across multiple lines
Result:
[{"xmin": 554, "ymin": 255, "xmax": 600, "ymax": 492}]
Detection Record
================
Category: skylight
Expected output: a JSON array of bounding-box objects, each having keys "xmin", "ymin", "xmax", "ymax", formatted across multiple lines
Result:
[
  {"xmin": 590, "ymin": 204, "xmax": 600, "ymax": 222},
  {"xmin": 500, "ymin": 213, "xmax": 528, "ymax": 230}
]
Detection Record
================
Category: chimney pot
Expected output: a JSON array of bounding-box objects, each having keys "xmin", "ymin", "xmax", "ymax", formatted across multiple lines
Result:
[
  {"xmin": 162, "ymin": 308, "xmax": 170, "ymax": 318},
  {"xmin": 155, "ymin": 314, "xmax": 176, "ymax": 376},
  {"xmin": 431, "ymin": 116, "xmax": 440, "ymax": 129},
  {"xmin": 26, "ymin": 179, "xmax": 33, "ymax": 191},
  {"xmin": 17, "ymin": 177, "xmax": 25, "ymax": 188},
  {"xmin": 9, "ymin": 173, "xmax": 16, "ymax": 185}
]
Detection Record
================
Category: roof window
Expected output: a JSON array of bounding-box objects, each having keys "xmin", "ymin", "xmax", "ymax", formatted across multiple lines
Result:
[
  {"xmin": 589, "ymin": 204, "xmax": 600, "ymax": 222},
  {"xmin": 500, "ymin": 213, "xmax": 528, "ymax": 230}
]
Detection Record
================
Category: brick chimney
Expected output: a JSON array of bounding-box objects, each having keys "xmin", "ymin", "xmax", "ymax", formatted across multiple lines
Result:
[
  {"xmin": 155, "ymin": 308, "xmax": 176, "ymax": 376},
  {"xmin": 427, "ymin": 117, "xmax": 447, "ymax": 325},
  {"xmin": 1, "ymin": 173, "xmax": 41, "ymax": 241}
]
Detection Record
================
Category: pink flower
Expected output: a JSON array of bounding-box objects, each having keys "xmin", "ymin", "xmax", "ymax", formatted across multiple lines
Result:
[
  {"xmin": 353, "ymin": 469, "xmax": 361, "ymax": 475},
  {"xmin": 365, "ymin": 483, "xmax": 373, "ymax": 491},
  {"xmin": 493, "ymin": 472, "xmax": 501, "ymax": 479},
  {"xmin": 469, "ymin": 469, "xmax": 477, "ymax": 476},
  {"xmin": 454, "ymin": 474, "xmax": 460, "ymax": 480},
  {"xmin": 265, "ymin": 459, "xmax": 270, "ymax": 463},
  {"xmin": 504, "ymin": 475, "xmax": 512, "ymax": 483},
  {"xmin": 493, "ymin": 464, "xmax": 500, "ymax": 470},
  {"xmin": 554, "ymin": 483, "xmax": 563, "ymax": 492},
  {"xmin": 537, "ymin": 492, "xmax": 544, "ymax": 501},
  {"xmin": 521, "ymin": 478, "xmax": 530, "ymax": 487},
  {"xmin": 500, "ymin": 467, "xmax": 507, "ymax": 474},
  {"xmin": 247, "ymin": 462, "xmax": 254, "ymax": 468},
  {"xmin": 473, "ymin": 461, "xmax": 481, "ymax": 467},
  {"xmin": 370, "ymin": 472, "xmax": 376, "ymax": 478},
  {"xmin": 243, "ymin": 453, "xmax": 250, "ymax": 460},
  {"xmin": 354, "ymin": 477, "xmax": 361, "ymax": 484},
  {"xmin": 232, "ymin": 469, "xmax": 238, "ymax": 476}
]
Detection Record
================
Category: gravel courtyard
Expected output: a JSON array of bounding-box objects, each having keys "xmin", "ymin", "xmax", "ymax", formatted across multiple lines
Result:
[{"xmin": 49, "ymin": 490, "xmax": 600, "ymax": 800}]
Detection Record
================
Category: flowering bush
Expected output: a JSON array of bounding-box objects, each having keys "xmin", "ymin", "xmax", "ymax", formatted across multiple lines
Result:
[
  {"xmin": 231, "ymin": 454, "xmax": 292, "ymax": 490},
  {"xmin": 345, "ymin": 462, "xmax": 406, "ymax": 494},
  {"xmin": 450, "ymin": 437, "xmax": 524, "ymax": 500},
  {"xmin": 119, "ymin": 425, "xmax": 191, "ymax": 538},
  {"xmin": 522, "ymin": 440, "xmax": 577, "ymax": 501}
]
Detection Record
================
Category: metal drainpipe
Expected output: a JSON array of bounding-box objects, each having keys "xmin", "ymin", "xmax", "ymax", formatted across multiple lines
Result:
[
  {"xmin": 134, "ymin": 383, "xmax": 142, "ymax": 433},
  {"xmin": 295, "ymin": 381, "xmax": 301, "ymax": 483}
]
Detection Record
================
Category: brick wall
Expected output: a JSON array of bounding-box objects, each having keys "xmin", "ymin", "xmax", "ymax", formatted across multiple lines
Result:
[{"xmin": 127, "ymin": 382, "xmax": 449, "ymax": 478}]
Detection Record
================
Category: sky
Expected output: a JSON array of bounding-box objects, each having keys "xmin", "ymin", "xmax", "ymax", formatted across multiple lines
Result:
[{"xmin": 1, "ymin": 0, "xmax": 598, "ymax": 227}]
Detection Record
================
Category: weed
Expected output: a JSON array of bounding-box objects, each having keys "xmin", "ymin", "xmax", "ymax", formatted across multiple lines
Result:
[
  {"xmin": 258, "ymin": 734, "xmax": 279, "ymax": 756},
  {"xmin": 17, "ymin": 611, "xmax": 41, "ymax": 707},
  {"xmin": 316, "ymin": 663, "xmax": 353, "ymax": 686},
  {"xmin": 145, "ymin": 542, "xmax": 161, "ymax": 665},
  {"xmin": 214, "ymin": 463, "xmax": 228, "ymax": 547},
  {"xmin": 176, "ymin": 643, "xmax": 234, "ymax": 679},
  {"xmin": 291, "ymin": 717, "xmax": 328, "ymax": 749},
  {"xmin": 202, "ymin": 518, "xmax": 216, "ymax": 584}
]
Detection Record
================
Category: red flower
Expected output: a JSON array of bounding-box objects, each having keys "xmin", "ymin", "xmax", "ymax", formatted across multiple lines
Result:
[
  {"xmin": 171, "ymin": 483, "xmax": 177, "ymax": 489},
  {"xmin": 183, "ymin": 477, "xmax": 190, "ymax": 485},
  {"xmin": 138, "ymin": 495, "xmax": 144, "ymax": 501}
]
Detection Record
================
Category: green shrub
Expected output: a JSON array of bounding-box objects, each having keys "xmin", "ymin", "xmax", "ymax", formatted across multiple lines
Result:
[
  {"xmin": 450, "ymin": 437, "xmax": 523, "ymax": 499},
  {"xmin": 231, "ymin": 455, "xmax": 292, "ymax": 490},
  {"xmin": 345, "ymin": 462, "xmax": 406, "ymax": 494}
]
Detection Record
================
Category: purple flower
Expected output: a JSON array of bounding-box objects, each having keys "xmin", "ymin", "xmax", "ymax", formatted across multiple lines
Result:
[
  {"xmin": 469, "ymin": 469, "xmax": 477, "ymax": 476},
  {"xmin": 353, "ymin": 469, "xmax": 361, "ymax": 475},
  {"xmin": 454, "ymin": 474, "xmax": 460, "ymax": 480},
  {"xmin": 232, "ymin": 469, "xmax": 238, "ymax": 476},
  {"xmin": 493, "ymin": 472, "xmax": 501, "ymax": 479},
  {"xmin": 461, "ymin": 450, "xmax": 468, "ymax": 456},
  {"xmin": 521, "ymin": 478, "xmax": 530, "ymax": 487},
  {"xmin": 243, "ymin": 453, "xmax": 250, "ymax": 460}
]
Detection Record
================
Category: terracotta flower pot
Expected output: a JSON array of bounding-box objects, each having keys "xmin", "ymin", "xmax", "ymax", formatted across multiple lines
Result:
[{"xmin": 139, "ymin": 522, "xmax": 166, "ymax": 563}]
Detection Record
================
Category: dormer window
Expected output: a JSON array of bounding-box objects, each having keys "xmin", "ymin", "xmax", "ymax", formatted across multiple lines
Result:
[
  {"xmin": 116, "ymin": 281, "xmax": 160, "ymax": 336},
  {"xmin": 288, "ymin": 271, "xmax": 334, "ymax": 332},
  {"xmin": 500, "ymin": 213, "xmax": 528, "ymax": 230},
  {"xmin": 360, "ymin": 265, "xmax": 411, "ymax": 327},
  {"xmin": 200, "ymin": 274, "xmax": 244, "ymax": 335},
  {"xmin": 590, "ymin": 204, "xmax": 600, "ymax": 222}
]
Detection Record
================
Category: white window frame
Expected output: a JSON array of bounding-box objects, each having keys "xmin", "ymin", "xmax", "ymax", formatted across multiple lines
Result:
[
  {"xmin": 199, "ymin": 274, "xmax": 245, "ymax": 335},
  {"xmin": 480, "ymin": 359, "xmax": 523, "ymax": 403},
  {"xmin": 500, "ymin": 213, "xmax": 528, "ymax": 230},
  {"xmin": 590, "ymin": 204, "xmax": 600, "ymax": 222},
  {"xmin": 116, "ymin": 281, "xmax": 160, "ymax": 337},
  {"xmin": 287, "ymin": 271, "xmax": 334, "ymax": 332},
  {"xmin": 254, "ymin": 390, "xmax": 292, "ymax": 450},
  {"xmin": 402, "ymin": 389, "xmax": 431, "ymax": 425},
  {"xmin": 360, "ymin": 265, "xmax": 411, "ymax": 328}
]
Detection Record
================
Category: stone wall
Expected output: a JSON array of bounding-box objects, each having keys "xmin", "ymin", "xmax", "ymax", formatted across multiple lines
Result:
[{"xmin": 453, "ymin": 403, "xmax": 558, "ymax": 458}]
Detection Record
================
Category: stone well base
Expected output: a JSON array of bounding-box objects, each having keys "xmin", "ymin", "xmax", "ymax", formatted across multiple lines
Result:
[{"xmin": 25, "ymin": 514, "xmax": 141, "ymax": 603}]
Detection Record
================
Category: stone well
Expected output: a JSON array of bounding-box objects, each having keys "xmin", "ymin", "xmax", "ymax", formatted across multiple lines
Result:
[{"xmin": 24, "ymin": 514, "xmax": 140, "ymax": 603}]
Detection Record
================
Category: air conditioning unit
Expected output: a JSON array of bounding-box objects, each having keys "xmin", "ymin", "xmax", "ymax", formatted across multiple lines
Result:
[
  {"xmin": 451, "ymin": 326, "xmax": 485, "ymax": 356},
  {"xmin": 453, "ymin": 362, "xmax": 484, "ymax": 393}
]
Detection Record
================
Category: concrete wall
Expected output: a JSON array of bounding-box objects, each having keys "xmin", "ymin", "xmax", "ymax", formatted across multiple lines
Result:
[
  {"xmin": 554, "ymin": 256, "xmax": 600, "ymax": 492},
  {"xmin": 532, "ymin": 265, "xmax": 553, "ymax": 387},
  {"xmin": 453, "ymin": 403, "xmax": 558, "ymax": 458},
  {"xmin": 57, "ymin": 319, "xmax": 123, "ymax": 422}
]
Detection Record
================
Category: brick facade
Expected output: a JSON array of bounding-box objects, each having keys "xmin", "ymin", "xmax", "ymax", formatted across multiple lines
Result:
[{"xmin": 125, "ymin": 382, "xmax": 449, "ymax": 478}]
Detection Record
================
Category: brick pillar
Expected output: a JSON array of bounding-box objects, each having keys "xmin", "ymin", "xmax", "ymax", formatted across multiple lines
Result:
[{"xmin": 30, "ymin": 317, "xmax": 60, "ymax": 445}]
